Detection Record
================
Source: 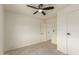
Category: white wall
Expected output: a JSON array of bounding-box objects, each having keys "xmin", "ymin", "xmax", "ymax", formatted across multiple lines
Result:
[
  {"xmin": 0, "ymin": 5, "xmax": 4, "ymax": 54},
  {"xmin": 4, "ymin": 12, "xmax": 43, "ymax": 51},
  {"xmin": 46, "ymin": 16, "xmax": 57, "ymax": 44}
]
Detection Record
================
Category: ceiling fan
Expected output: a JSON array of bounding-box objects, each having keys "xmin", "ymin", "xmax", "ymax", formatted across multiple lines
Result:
[{"xmin": 27, "ymin": 4, "xmax": 54, "ymax": 16}]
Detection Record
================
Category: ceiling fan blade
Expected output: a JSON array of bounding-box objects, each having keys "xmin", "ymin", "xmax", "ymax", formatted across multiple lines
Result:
[
  {"xmin": 42, "ymin": 11, "xmax": 46, "ymax": 15},
  {"xmin": 43, "ymin": 6, "xmax": 54, "ymax": 10},
  {"xmin": 27, "ymin": 5, "xmax": 38, "ymax": 9},
  {"xmin": 33, "ymin": 11, "xmax": 38, "ymax": 15}
]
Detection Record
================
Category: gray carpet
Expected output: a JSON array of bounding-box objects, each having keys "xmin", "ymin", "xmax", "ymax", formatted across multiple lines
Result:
[{"xmin": 5, "ymin": 40, "xmax": 64, "ymax": 55}]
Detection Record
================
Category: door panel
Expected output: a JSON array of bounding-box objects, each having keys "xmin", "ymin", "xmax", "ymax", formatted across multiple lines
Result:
[
  {"xmin": 47, "ymin": 24, "xmax": 52, "ymax": 40},
  {"xmin": 40, "ymin": 23, "xmax": 47, "ymax": 42},
  {"xmin": 67, "ymin": 10, "xmax": 79, "ymax": 54},
  {"xmin": 57, "ymin": 5, "xmax": 79, "ymax": 55}
]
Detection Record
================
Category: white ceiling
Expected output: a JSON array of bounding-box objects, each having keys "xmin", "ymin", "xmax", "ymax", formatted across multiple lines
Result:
[{"xmin": 4, "ymin": 4, "xmax": 69, "ymax": 19}]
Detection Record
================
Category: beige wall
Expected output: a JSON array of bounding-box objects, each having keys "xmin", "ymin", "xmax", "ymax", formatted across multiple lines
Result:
[
  {"xmin": 0, "ymin": 5, "xmax": 4, "ymax": 54},
  {"xmin": 4, "ymin": 12, "xmax": 44, "ymax": 51}
]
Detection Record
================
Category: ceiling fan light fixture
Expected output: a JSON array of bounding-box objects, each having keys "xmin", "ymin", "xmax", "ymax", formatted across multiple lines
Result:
[
  {"xmin": 38, "ymin": 9, "xmax": 43, "ymax": 12},
  {"xmin": 27, "ymin": 4, "xmax": 54, "ymax": 16}
]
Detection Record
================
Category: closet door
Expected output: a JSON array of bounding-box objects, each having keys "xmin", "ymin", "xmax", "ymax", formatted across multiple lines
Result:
[
  {"xmin": 47, "ymin": 24, "xmax": 52, "ymax": 40},
  {"xmin": 40, "ymin": 22, "xmax": 47, "ymax": 42},
  {"xmin": 57, "ymin": 5, "xmax": 79, "ymax": 55},
  {"xmin": 67, "ymin": 10, "xmax": 79, "ymax": 54}
]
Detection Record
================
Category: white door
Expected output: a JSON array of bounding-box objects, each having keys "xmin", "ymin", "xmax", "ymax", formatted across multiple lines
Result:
[
  {"xmin": 47, "ymin": 24, "xmax": 52, "ymax": 40},
  {"xmin": 47, "ymin": 24, "xmax": 55, "ymax": 41},
  {"xmin": 40, "ymin": 23, "xmax": 47, "ymax": 42},
  {"xmin": 67, "ymin": 10, "xmax": 79, "ymax": 54}
]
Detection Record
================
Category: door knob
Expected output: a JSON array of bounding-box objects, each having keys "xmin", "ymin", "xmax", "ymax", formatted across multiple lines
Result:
[{"xmin": 67, "ymin": 33, "xmax": 71, "ymax": 35}]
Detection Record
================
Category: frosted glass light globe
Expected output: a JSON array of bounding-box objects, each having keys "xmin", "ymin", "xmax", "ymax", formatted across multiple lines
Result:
[{"xmin": 38, "ymin": 9, "xmax": 43, "ymax": 12}]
